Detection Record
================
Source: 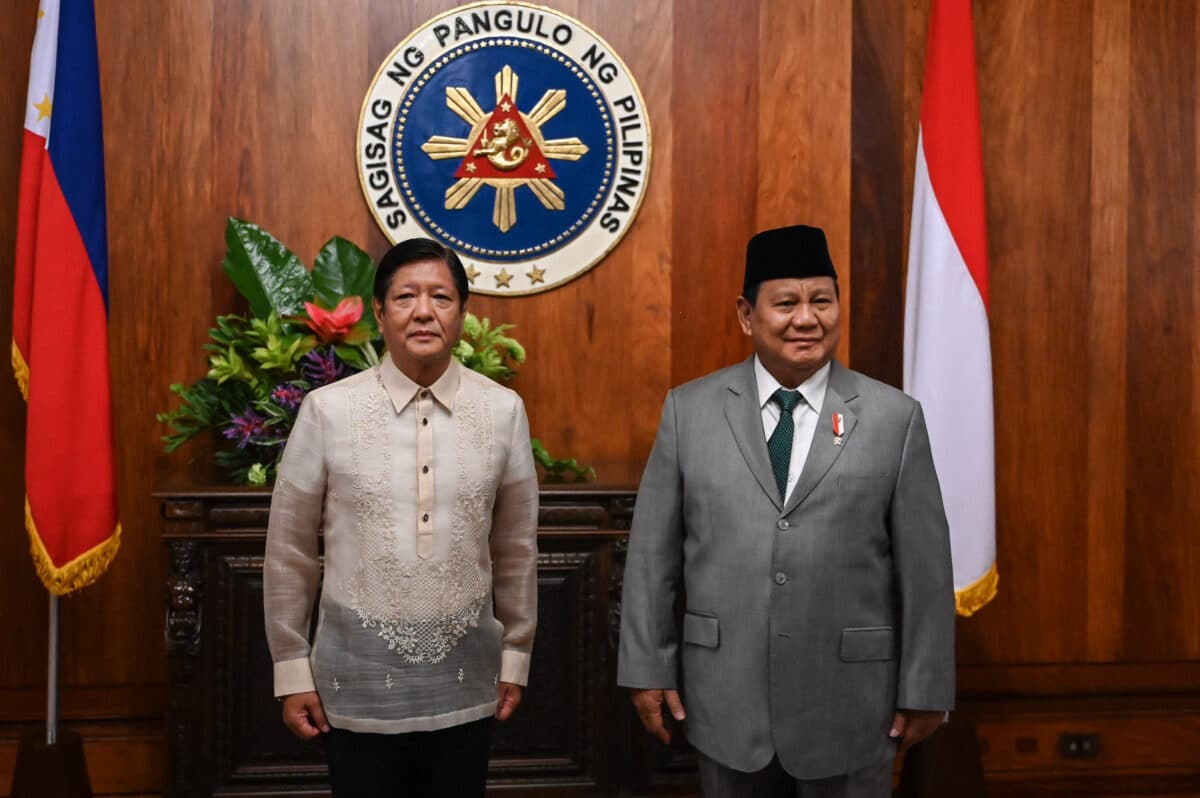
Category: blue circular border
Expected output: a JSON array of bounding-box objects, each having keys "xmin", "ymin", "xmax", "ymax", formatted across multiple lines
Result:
[{"xmin": 392, "ymin": 38, "xmax": 615, "ymax": 262}]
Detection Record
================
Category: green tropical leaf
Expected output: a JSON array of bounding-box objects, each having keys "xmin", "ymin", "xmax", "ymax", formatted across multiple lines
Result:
[
  {"xmin": 453, "ymin": 313, "xmax": 524, "ymax": 380},
  {"xmin": 334, "ymin": 343, "xmax": 369, "ymax": 371},
  {"xmin": 312, "ymin": 237, "xmax": 377, "ymax": 334},
  {"xmin": 157, "ymin": 378, "xmax": 256, "ymax": 452},
  {"xmin": 462, "ymin": 313, "xmax": 482, "ymax": 339},
  {"xmin": 208, "ymin": 345, "xmax": 252, "ymax": 384},
  {"xmin": 531, "ymin": 438, "xmax": 595, "ymax": 482},
  {"xmin": 162, "ymin": 222, "xmax": 588, "ymax": 485},
  {"xmin": 246, "ymin": 464, "xmax": 269, "ymax": 485},
  {"xmin": 221, "ymin": 218, "xmax": 313, "ymax": 318}
]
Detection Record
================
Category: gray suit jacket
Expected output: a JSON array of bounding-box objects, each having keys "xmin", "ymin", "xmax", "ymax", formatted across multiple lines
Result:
[{"xmin": 617, "ymin": 357, "xmax": 955, "ymax": 779}]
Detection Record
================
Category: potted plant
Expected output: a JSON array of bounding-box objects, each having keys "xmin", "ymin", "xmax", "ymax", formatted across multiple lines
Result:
[{"xmin": 158, "ymin": 218, "xmax": 591, "ymax": 484}]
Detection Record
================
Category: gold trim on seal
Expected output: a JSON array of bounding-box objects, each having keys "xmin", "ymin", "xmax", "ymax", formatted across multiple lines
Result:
[{"xmin": 356, "ymin": 1, "xmax": 653, "ymax": 297}]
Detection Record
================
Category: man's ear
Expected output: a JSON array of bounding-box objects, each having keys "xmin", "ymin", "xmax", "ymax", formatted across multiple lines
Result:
[
  {"xmin": 372, "ymin": 297, "xmax": 384, "ymax": 327},
  {"xmin": 735, "ymin": 296, "xmax": 754, "ymax": 336}
]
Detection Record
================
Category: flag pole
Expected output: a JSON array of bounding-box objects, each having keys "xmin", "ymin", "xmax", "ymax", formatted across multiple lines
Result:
[
  {"xmin": 47, "ymin": 593, "xmax": 59, "ymax": 745},
  {"xmin": 10, "ymin": 592, "xmax": 91, "ymax": 798}
]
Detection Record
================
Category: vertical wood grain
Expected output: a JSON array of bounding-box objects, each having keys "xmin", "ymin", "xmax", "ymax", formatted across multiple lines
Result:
[
  {"xmin": 758, "ymin": 0, "xmax": 853, "ymax": 366},
  {"xmin": 849, "ymin": 0, "xmax": 907, "ymax": 387},
  {"xmin": 0, "ymin": 0, "xmax": 43, "ymax": 690},
  {"xmin": 1193, "ymin": 2, "xmax": 1200, "ymax": 660},
  {"xmin": 1086, "ymin": 0, "xmax": 1130, "ymax": 663},
  {"xmin": 670, "ymin": 0, "xmax": 758, "ymax": 387},
  {"xmin": 1124, "ymin": 0, "xmax": 1199, "ymax": 660},
  {"xmin": 958, "ymin": 0, "xmax": 1093, "ymax": 664}
]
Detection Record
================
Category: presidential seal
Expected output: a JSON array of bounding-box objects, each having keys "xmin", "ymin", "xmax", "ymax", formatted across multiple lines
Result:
[{"xmin": 358, "ymin": 2, "xmax": 652, "ymax": 295}]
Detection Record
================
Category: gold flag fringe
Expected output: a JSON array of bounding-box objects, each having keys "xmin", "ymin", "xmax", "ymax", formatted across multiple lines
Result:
[
  {"xmin": 26, "ymin": 498, "xmax": 121, "ymax": 596},
  {"xmin": 12, "ymin": 340, "xmax": 29, "ymax": 401},
  {"xmin": 955, "ymin": 561, "xmax": 998, "ymax": 617}
]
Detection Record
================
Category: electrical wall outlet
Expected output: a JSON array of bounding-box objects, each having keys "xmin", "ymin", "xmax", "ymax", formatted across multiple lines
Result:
[{"xmin": 1058, "ymin": 732, "xmax": 1101, "ymax": 760}]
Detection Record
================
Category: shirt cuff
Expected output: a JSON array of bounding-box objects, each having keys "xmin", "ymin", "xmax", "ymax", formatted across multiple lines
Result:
[
  {"xmin": 274, "ymin": 657, "xmax": 316, "ymax": 697},
  {"xmin": 500, "ymin": 649, "xmax": 531, "ymax": 686}
]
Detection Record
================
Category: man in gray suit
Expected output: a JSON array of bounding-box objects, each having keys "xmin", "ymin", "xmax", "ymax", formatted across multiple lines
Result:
[{"xmin": 618, "ymin": 225, "xmax": 955, "ymax": 797}]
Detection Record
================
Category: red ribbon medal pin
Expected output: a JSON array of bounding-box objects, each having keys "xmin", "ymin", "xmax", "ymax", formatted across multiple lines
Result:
[{"xmin": 832, "ymin": 413, "xmax": 845, "ymax": 445}]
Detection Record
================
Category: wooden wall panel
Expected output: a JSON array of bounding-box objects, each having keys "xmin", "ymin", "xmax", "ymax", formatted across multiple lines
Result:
[
  {"xmin": 759, "ymin": 0, "xmax": 853, "ymax": 366},
  {"xmin": 1124, "ymin": 0, "xmax": 1200, "ymax": 661},
  {"xmin": 670, "ymin": 0, "xmax": 758, "ymax": 388},
  {"xmin": 1, "ymin": 0, "xmax": 1200, "ymax": 792},
  {"xmin": 1085, "ymin": 0, "xmax": 1130, "ymax": 664},
  {"xmin": 0, "ymin": 0, "xmax": 41, "ymax": 692},
  {"xmin": 959, "ymin": 0, "xmax": 1095, "ymax": 665},
  {"xmin": 849, "ymin": 0, "xmax": 908, "ymax": 387}
]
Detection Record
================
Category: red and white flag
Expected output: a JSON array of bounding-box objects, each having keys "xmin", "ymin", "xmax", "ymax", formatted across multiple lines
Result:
[{"xmin": 903, "ymin": 0, "xmax": 996, "ymax": 616}]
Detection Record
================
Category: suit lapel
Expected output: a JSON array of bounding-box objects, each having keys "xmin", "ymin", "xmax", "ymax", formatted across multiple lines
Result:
[
  {"xmin": 724, "ymin": 358, "xmax": 782, "ymax": 511},
  {"xmin": 783, "ymin": 361, "xmax": 859, "ymax": 516}
]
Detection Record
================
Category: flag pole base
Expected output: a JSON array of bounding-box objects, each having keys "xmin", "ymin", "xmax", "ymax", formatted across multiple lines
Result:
[{"xmin": 9, "ymin": 728, "xmax": 93, "ymax": 798}]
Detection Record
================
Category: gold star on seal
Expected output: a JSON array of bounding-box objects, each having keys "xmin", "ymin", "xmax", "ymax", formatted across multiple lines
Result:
[
  {"xmin": 465, "ymin": 162, "xmax": 477, "ymax": 173},
  {"xmin": 500, "ymin": 100, "xmax": 512, "ymax": 112},
  {"xmin": 464, "ymin": 264, "xmax": 480, "ymax": 284},
  {"xmin": 535, "ymin": 163, "xmax": 547, "ymax": 175},
  {"xmin": 526, "ymin": 266, "xmax": 546, "ymax": 285},
  {"xmin": 33, "ymin": 93, "xmax": 52, "ymax": 121},
  {"xmin": 494, "ymin": 269, "xmax": 513, "ymax": 288}
]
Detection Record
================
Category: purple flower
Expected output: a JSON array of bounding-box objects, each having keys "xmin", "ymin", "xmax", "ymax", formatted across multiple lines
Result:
[
  {"xmin": 222, "ymin": 408, "xmax": 270, "ymax": 449},
  {"xmin": 270, "ymin": 382, "xmax": 307, "ymax": 410},
  {"xmin": 302, "ymin": 347, "xmax": 345, "ymax": 387}
]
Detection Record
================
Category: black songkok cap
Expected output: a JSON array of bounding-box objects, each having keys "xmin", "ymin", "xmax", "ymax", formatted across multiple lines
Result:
[{"xmin": 743, "ymin": 225, "xmax": 837, "ymax": 298}]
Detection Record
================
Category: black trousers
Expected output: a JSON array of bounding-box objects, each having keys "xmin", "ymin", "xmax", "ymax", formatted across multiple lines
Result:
[{"xmin": 323, "ymin": 716, "xmax": 494, "ymax": 798}]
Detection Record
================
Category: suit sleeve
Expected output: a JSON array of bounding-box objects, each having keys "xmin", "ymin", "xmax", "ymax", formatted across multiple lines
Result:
[
  {"xmin": 891, "ymin": 401, "xmax": 956, "ymax": 711},
  {"xmin": 617, "ymin": 390, "xmax": 685, "ymax": 689}
]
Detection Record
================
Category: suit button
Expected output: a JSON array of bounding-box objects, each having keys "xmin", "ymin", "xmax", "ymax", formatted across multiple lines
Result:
[
  {"xmin": 774, "ymin": 572, "xmax": 788, "ymax": 585},
  {"xmin": 777, "ymin": 519, "xmax": 790, "ymax": 531}
]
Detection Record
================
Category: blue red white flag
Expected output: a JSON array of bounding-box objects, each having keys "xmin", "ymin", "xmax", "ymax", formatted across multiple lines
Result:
[
  {"xmin": 903, "ymin": 0, "xmax": 996, "ymax": 616},
  {"xmin": 12, "ymin": 0, "xmax": 120, "ymax": 594}
]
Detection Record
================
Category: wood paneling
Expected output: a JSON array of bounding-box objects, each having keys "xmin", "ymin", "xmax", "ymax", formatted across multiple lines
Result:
[
  {"xmin": 2, "ymin": 0, "xmax": 1200, "ymax": 794},
  {"xmin": 759, "ymin": 0, "xmax": 853, "ymax": 365},
  {"xmin": 1124, "ymin": 0, "xmax": 1200, "ymax": 662},
  {"xmin": 670, "ymin": 0, "xmax": 758, "ymax": 387},
  {"xmin": 1086, "ymin": 0, "xmax": 1131, "ymax": 665},
  {"xmin": 0, "ymin": 0, "xmax": 41, "ymax": 694},
  {"xmin": 0, "ymin": 720, "xmax": 165, "ymax": 796},
  {"xmin": 970, "ymin": 0, "xmax": 1095, "ymax": 665},
  {"xmin": 849, "ymin": 0, "xmax": 907, "ymax": 387}
]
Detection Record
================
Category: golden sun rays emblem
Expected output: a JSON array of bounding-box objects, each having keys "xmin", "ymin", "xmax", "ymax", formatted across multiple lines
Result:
[
  {"xmin": 358, "ymin": 4, "xmax": 652, "ymax": 295},
  {"xmin": 420, "ymin": 66, "xmax": 589, "ymax": 233}
]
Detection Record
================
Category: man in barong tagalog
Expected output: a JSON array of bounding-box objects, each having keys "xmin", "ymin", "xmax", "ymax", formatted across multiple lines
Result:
[{"xmin": 264, "ymin": 238, "xmax": 538, "ymax": 797}]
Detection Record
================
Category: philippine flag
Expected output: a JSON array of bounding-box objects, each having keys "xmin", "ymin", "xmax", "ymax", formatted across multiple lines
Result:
[
  {"xmin": 13, "ymin": 0, "xmax": 120, "ymax": 594},
  {"xmin": 903, "ymin": 0, "xmax": 996, "ymax": 616}
]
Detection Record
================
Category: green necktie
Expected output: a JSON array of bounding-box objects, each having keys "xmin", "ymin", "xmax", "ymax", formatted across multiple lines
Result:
[{"xmin": 768, "ymin": 388, "xmax": 802, "ymax": 501}]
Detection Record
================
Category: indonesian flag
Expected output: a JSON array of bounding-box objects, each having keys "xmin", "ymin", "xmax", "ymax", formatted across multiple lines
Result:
[
  {"xmin": 903, "ymin": 0, "xmax": 996, "ymax": 616},
  {"xmin": 12, "ymin": 0, "xmax": 120, "ymax": 595}
]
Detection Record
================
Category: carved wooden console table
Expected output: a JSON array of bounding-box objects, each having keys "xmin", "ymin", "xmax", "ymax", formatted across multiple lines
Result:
[{"xmin": 159, "ymin": 467, "xmax": 699, "ymax": 797}]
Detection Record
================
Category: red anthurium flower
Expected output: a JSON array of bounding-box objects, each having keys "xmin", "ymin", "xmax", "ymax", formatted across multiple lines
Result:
[{"xmin": 302, "ymin": 296, "xmax": 364, "ymax": 344}]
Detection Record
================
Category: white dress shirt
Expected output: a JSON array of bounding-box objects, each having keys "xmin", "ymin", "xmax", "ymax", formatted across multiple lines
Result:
[{"xmin": 753, "ymin": 356, "xmax": 830, "ymax": 503}]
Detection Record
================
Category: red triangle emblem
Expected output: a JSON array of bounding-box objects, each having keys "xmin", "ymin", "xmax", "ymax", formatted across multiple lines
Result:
[{"xmin": 454, "ymin": 95, "xmax": 557, "ymax": 180}]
